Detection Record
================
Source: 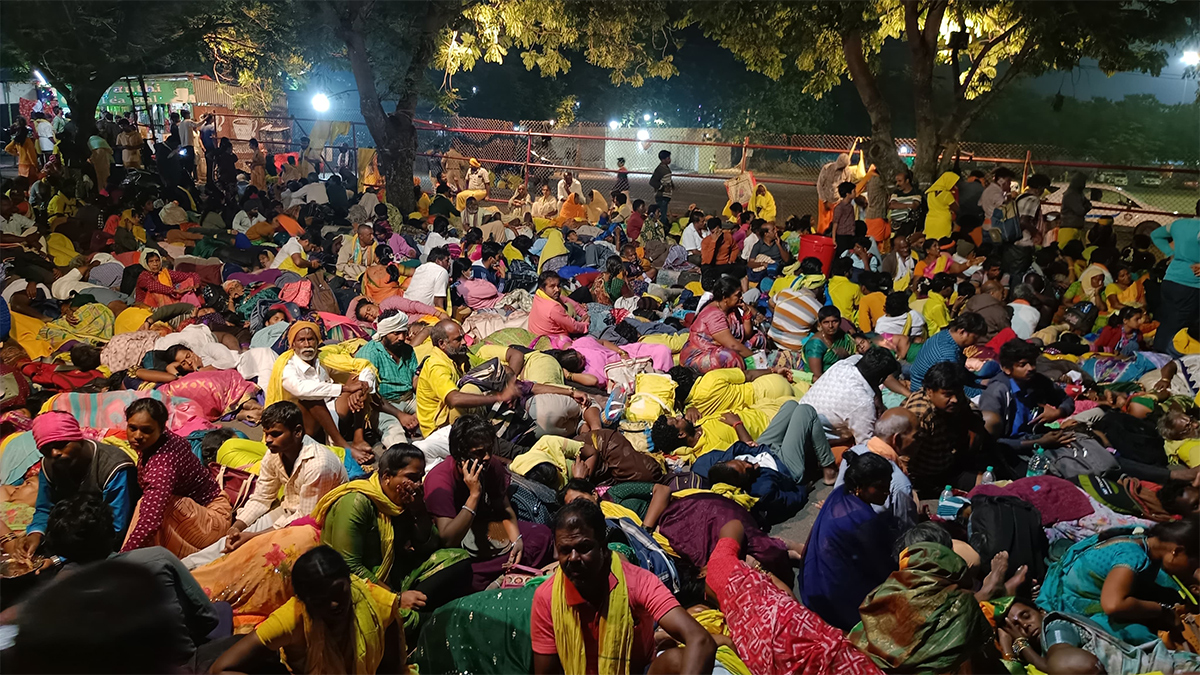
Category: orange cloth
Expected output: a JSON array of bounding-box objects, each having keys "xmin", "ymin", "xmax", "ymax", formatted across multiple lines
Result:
[
  {"xmin": 865, "ymin": 217, "xmax": 889, "ymax": 244},
  {"xmin": 817, "ymin": 200, "xmax": 834, "ymax": 234},
  {"xmin": 122, "ymin": 494, "xmax": 231, "ymax": 559}
]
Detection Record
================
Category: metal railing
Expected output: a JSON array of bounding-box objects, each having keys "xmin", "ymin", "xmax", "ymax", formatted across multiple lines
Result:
[{"xmin": 205, "ymin": 113, "xmax": 1200, "ymax": 224}]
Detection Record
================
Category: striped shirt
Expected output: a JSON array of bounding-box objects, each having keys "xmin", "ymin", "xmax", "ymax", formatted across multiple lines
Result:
[
  {"xmin": 235, "ymin": 436, "xmax": 347, "ymax": 528},
  {"xmin": 769, "ymin": 287, "xmax": 822, "ymax": 351},
  {"xmin": 909, "ymin": 329, "xmax": 982, "ymax": 397}
]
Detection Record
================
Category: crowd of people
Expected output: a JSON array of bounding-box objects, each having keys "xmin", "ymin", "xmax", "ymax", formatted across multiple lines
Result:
[{"xmin": 1, "ymin": 110, "xmax": 1200, "ymax": 675}]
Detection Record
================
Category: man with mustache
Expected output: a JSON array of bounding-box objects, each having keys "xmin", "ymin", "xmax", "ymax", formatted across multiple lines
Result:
[
  {"xmin": 530, "ymin": 498, "xmax": 715, "ymax": 675},
  {"xmin": 902, "ymin": 360, "xmax": 988, "ymax": 499},
  {"xmin": 279, "ymin": 320, "xmax": 377, "ymax": 464}
]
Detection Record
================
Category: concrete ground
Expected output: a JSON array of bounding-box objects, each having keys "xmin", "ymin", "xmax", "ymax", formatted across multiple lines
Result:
[{"xmin": 772, "ymin": 480, "xmax": 832, "ymax": 548}]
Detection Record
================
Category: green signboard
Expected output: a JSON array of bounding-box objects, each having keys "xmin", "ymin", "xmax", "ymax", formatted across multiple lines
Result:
[{"xmin": 99, "ymin": 79, "xmax": 194, "ymax": 107}]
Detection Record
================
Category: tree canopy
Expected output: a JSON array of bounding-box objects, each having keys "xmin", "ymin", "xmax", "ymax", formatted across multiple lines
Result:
[
  {"xmin": 0, "ymin": 0, "xmax": 296, "ymax": 139},
  {"xmin": 686, "ymin": 0, "xmax": 1197, "ymax": 181}
]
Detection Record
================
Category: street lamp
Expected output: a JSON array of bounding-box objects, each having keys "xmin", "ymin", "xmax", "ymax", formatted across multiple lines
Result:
[
  {"xmin": 1181, "ymin": 51, "xmax": 1200, "ymax": 67},
  {"xmin": 311, "ymin": 93, "xmax": 330, "ymax": 112},
  {"xmin": 636, "ymin": 129, "xmax": 650, "ymax": 141},
  {"xmin": 643, "ymin": 113, "xmax": 651, "ymax": 122},
  {"xmin": 608, "ymin": 120, "xmax": 620, "ymax": 130}
]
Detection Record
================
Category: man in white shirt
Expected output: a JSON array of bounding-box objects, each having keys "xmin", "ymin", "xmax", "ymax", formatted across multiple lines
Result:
[
  {"xmin": 799, "ymin": 348, "xmax": 899, "ymax": 447},
  {"xmin": 50, "ymin": 256, "xmax": 132, "ymax": 305},
  {"xmin": 281, "ymin": 322, "xmax": 377, "ymax": 462},
  {"xmin": 404, "ymin": 247, "xmax": 452, "ymax": 310},
  {"xmin": 557, "ymin": 170, "xmax": 585, "ymax": 206},
  {"xmin": 181, "ymin": 401, "xmax": 347, "ymax": 569},
  {"xmin": 231, "ymin": 200, "xmax": 267, "ymax": 234},
  {"xmin": 290, "ymin": 176, "xmax": 329, "ymax": 205},
  {"xmin": 1008, "ymin": 284, "xmax": 1043, "ymax": 340},
  {"xmin": 421, "ymin": 218, "xmax": 450, "ymax": 263},
  {"xmin": 271, "ymin": 231, "xmax": 322, "ymax": 274},
  {"xmin": 680, "ymin": 215, "xmax": 704, "ymax": 255},
  {"xmin": 176, "ymin": 109, "xmax": 197, "ymax": 180},
  {"xmin": 456, "ymin": 158, "xmax": 490, "ymax": 210}
]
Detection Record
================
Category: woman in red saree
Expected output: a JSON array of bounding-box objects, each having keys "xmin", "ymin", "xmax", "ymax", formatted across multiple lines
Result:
[{"xmin": 707, "ymin": 519, "xmax": 884, "ymax": 675}]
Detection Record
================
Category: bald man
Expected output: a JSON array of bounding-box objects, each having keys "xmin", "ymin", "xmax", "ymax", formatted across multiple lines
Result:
[
  {"xmin": 963, "ymin": 279, "xmax": 1010, "ymax": 341},
  {"xmin": 414, "ymin": 320, "xmax": 603, "ymax": 458},
  {"xmin": 834, "ymin": 406, "xmax": 920, "ymax": 529}
]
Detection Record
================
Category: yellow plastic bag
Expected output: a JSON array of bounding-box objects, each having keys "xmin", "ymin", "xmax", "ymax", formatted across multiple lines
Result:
[{"xmin": 626, "ymin": 373, "xmax": 677, "ymax": 422}]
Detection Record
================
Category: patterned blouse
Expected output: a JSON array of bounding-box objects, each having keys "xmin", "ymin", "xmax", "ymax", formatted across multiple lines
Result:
[{"xmin": 121, "ymin": 430, "xmax": 223, "ymax": 551}]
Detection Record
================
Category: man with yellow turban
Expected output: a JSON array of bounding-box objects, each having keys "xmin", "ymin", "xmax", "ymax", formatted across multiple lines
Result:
[
  {"xmin": 274, "ymin": 321, "xmax": 378, "ymax": 464},
  {"xmin": 456, "ymin": 157, "xmax": 490, "ymax": 211}
]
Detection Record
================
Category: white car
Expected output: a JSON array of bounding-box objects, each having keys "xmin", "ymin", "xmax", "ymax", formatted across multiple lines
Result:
[{"xmin": 1041, "ymin": 183, "xmax": 1182, "ymax": 231}]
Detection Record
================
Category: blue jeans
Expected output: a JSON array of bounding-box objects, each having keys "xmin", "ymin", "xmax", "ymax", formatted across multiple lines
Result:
[{"xmin": 655, "ymin": 195, "xmax": 671, "ymax": 225}]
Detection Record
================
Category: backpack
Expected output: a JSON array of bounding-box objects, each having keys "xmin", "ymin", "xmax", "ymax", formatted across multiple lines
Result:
[
  {"xmin": 967, "ymin": 494, "xmax": 1047, "ymax": 597},
  {"xmin": 608, "ymin": 517, "xmax": 679, "ymax": 593},
  {"xmin": 457, "ymin": 358, "xmax": 533, "ymax": 442},
  {"xmin": 989, "ymin": 200, "xmax": 1022, "ymax": 243},
  {"xmin": 1045, "ymin": 432, "xmax": 1120, "ymax": 478},
  {"xmin": 506, "ymin": 259, "xmax": 538, "ymax": 292}
]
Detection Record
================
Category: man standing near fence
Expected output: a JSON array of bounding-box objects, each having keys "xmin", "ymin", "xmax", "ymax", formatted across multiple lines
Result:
[
  {"xmin": 457, "ymin": 158, "xmax": 489, "ymax": 210},
  {"xmin": 649, "ymin": 149, "xmax": 673, "ymax": 228}
]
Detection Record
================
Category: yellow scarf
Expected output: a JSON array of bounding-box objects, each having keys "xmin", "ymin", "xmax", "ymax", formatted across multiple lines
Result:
[
  {"xmin": 538, "ymin": 229, "xmax": 568, "ymax": 273},
  {"xmin": 673, "ymin": 483, "xmax": 759, "ymax": 510},
  {"xmin": 552, "ymin": 553, "xmax": 634, "ymax": 675},
  {"xmin": 299, "ymin": 576, "xmax": 389, "ymax": 675},
  {"xmin": 311, "ymin": 474, "xmax": 402, "ymax": 581},
  {"xmin": 265, "ymin": 343, "xmax": 378, "ymax": 406}
]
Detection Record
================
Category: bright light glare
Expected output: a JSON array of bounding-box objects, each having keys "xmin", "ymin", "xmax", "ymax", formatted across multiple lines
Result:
[
  {"xmin": 1182, "ymin": 51, "xmax": 1200, "ymax": 66},
  {"xmin": 311, "ymin": 93, "xmax": 330, "ymax": 112},
  {"xmin": 899, "ymin": 145, "xmax": 913, "ymax": 155},
  {"xmin": 636, "ymin": 129, "xmax": 650, "ymax": 141},
  {"xmin": 608, "ymin": 120, "xmax": 620, "ymax": 130},
  {"xmin": 643, "ymin": 113, "xmax": 652, "ymax": 122},
  {"xmin": 33, "ymin": 70, "xmax": 48, "ymax": 86}
]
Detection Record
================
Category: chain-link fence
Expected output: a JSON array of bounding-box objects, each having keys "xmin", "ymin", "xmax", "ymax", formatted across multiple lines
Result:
[{"xmin": 214, "ymin": 113, "xmax": 1200, "ymax": 225}]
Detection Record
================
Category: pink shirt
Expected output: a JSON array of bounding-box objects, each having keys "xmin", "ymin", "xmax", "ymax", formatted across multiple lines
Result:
[
  {"xmin": 531, "ymin": 561, "xmax": 679, "ymax": 674},
  {"xmin": 529, "ymin": 292, "xmax": 589, "ymax": 341}
]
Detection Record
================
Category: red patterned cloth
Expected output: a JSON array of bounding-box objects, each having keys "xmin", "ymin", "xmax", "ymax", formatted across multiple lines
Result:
[{"xmin": 706, "ymin": 537, "xmax": 883, "ymax": 675}]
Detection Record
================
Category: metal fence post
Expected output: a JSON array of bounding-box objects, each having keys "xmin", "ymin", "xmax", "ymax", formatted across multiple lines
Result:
[{"xmin": 525, "ymin": 130, "xmax": 532, "ymax": 193}]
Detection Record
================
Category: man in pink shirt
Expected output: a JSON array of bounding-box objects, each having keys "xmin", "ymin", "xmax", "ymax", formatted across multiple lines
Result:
[
  {"xmin": 530, "ymin": 499, "xmax": 716, "ymax": 675},
  {"xmin": 528, "ymin": 271, "xmax": 590, "ymax": 348}
]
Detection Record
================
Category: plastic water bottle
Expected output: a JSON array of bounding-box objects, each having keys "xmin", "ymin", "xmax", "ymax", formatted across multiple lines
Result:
[
  {"xmin": 981, "ymin": 466, "xmax": 996, "ymax": 485},
  {"xmin": 1027, "ymin": 447, "xmax": 1050, "ymax": 477},
  {"xmin": 940, "ymin": 484, "xmax": 954, "ymax": 503}
]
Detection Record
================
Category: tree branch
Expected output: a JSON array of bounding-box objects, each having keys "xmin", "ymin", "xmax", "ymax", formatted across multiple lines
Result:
[{"xmin": 957, "ymin": 21, "xmax": 1024, "ymax": 98}]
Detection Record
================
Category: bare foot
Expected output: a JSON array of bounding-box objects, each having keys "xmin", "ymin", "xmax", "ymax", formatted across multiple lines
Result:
[
  {"xmin": 822, "ymin": 465, "xmax": 838, "ymax": 485},
  {"xmin": 1004, "ymin": 565, "xmax": 1029, "ymax": 597},
  {"xmin": 977, "ymin": 551, "xmax": 1009, "ymax": 601}
]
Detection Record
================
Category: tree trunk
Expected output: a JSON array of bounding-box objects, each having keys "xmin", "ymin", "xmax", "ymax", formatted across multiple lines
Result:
[
  {"xmin": 841, "ymin": 29, "xmax": 905, "ymax": 179},
  {"xmin": 905, "ymin": 0, "xmax": 947, "ymax": 186},
  {"xmin": 380, "ymin": 92, "xmax": 418, "ymax": 215}
]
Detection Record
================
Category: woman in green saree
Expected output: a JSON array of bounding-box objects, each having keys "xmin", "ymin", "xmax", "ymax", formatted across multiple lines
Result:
[
  {"xmin": 312, "ymin": 443, "xmax": 472, "ymax": 630},
  {"xmin": 848, "ymin": 528, "xmax": 998, "ymax": 674}
]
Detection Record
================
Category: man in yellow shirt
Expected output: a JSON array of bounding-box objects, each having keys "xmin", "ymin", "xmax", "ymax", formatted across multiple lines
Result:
[
  {"xmin": 827, "ymin": 257, "xmax": 861, "ymax": 324},
  {"xmin": 923, "ymin": 273, "xmax": 955, "ymax": 336},
  {"xmin": 415, "ymin": 320, "xmax": 520, "ymax": 437},
  {"xmin": 650, "ymin": 411, "xmax": 751, "ymax": 462}
]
